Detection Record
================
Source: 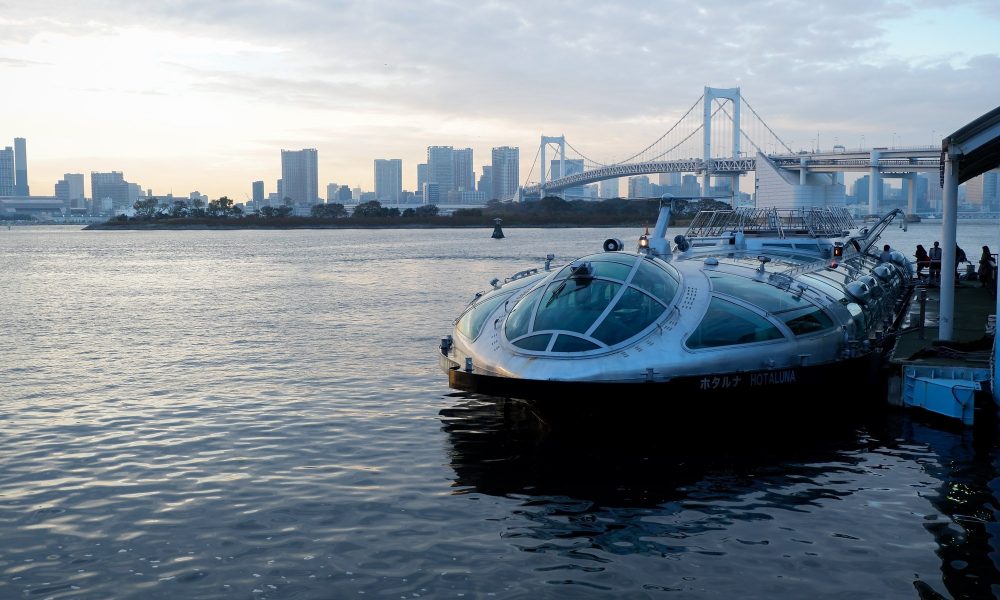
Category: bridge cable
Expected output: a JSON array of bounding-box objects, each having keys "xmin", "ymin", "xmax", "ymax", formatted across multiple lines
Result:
[
  {"xmin": 607, "ymin": 94, "xmax": 705, "ymax": 166},
  {"xmin": 522, "ymin": 143, "xmax": 542, "ymax": 189},
  {"xmin": 741, "ymin": 96, "xmax": 794, "ymax": 153},
  {"xmin": 643, "ymin": 101, "xmax": 729, "ymax": 162}
]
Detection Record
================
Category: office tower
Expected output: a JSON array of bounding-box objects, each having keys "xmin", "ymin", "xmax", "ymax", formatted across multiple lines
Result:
[
  {"xmin": 14, "ymin": 137, "xmax": 28, "ymax": 196},
  {"xmin": 491, "ymin": 146, "xmax": 519, "ymax": 201},
  {"xmin": 417, "ymin": 163, "xmax": 428, "ymax": 194},
  {"xmin": 374, "ymin": 159, "xmax": 403, "ymax": 203},
  {"xmin": 964, "ymin": 168, "xmax": 1000, "ymax": 211},
  {"xmin": 55, "ymin": 173, "xmax": 85, "ymax": 208},
  {"xmin": 422, "ymin": 182, "xmax": 441, "ymax": 205},
  {"xmin": 427, "ymin": 146, "xmax": 454, "ymax": 195},
  {"xmin": 599, "ymin": 178, "xmax": 619, "ymax": 199},
  {"xmin": 453, "ymin": 148, "xmax": 474, "ymax": 192},
  {"xmin": 478, "ymin": 166, "xmax": 493, "ymax": 196},
  {"xmin": 628, "ymin": 175, "xmax": 652, "ymax": 198},
  {"xmin": 337, "ymin": 185, "xmax": 352, "ymax": 203},
  {"xmin": 680, "ymin": 174, "xmax": 701, "ymax": 197},
  {"xmin": 550, "ymin": 158, "xmax": 585, "ymax": 198},
  {"xmin": 252, "ymin": 180, "xmax": 265, "ymax": 205},
  {"xmin": 90, "ymin": 171, "xmax": 130, "ymax": 215},
  {"xmin": 280, "ymin": 148, "xmax": 319, "ymax": 207},
  {"xmin": 0, "ymin": 147, "xmax": 13, "ymax": 195},
  {"xmin": 326, "ymin": 183, "xmax": 339, "ymax": 202}
]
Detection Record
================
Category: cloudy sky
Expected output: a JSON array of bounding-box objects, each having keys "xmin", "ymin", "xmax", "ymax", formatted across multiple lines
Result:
[{"xmin": 2, "ymin": 0, "xmax": 999, "ymax": 201}]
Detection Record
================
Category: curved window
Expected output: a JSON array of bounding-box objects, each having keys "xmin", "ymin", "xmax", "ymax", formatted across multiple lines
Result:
[
  {"xmin": 774, "ymin": 305, "xmax": 835, "ymax": 335},
  {"xmin": 707, "ymin": 272, "xmax": 807, "ymax": 313},
  {"xmin": 687, "ymin": 297, "xmax": 785, "ymax": 349},
  {"xmin": 504, "ymin": 285, "xmax": 544, "ymax": 340},
  {"xmin": 456, "ymin": 290, "xmax": 514, "ymax": 341},
  {"xmin": 503, "ymin": 253, "xmax": 678, "ymax": 353}
]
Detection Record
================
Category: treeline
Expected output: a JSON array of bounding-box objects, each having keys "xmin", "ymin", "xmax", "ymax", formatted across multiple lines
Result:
[{"xmin": 98, "ymin": 196, "xmax": 733, "ymax": 228}]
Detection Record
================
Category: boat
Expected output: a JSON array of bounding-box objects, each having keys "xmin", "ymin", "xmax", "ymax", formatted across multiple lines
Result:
[{"xmin": 439, "ymin": 202, "xmax": 917, "ymax": 426}]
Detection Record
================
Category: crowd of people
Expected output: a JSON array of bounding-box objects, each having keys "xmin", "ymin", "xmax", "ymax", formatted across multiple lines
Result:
[{"xmin": 906, "ymin": 240, "xmax": 995, "ymax": 294}]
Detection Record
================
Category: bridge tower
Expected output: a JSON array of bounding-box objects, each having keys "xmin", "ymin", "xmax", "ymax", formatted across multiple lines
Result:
[
  {"xmin": 703, "ymin": 87, "xmax": 741, "ymax": 200},
  {"xmin": 539, "ymin": 135, "xmax": 566, "ymax": 199}
]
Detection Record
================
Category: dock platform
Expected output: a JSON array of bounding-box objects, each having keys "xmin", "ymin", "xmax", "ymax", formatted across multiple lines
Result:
[{"xmin": 888, "ymin": 277, "xmax": 997, "ymax": 424}]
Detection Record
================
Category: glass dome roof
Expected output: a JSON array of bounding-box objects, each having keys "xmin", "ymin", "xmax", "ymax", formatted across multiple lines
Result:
[{"xmin": 504, "ymin": 253, "xmax": 679, "ymax": 353}]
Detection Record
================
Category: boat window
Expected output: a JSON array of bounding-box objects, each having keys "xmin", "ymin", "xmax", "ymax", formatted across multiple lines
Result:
[
  {"xmin": 631, "ymin": 258, "xmax": 680, "ymax": 302},
  {"xmin": 707, "ymin": 272, "xmax": 809, "ymax": 313},
  {"xmin": 456, "ymin": 290, "xmax": 514, "ymax": 341},
  {"xmin": 801, "ymin": 274, "xmax": 848, "ymax": 301},
  {"xmin": 534, "ymin": 280, "xmax": 622, "ymax": 334},
  {"xmin": 774, "ymin": 305, "xmax": 835, "ymax": 335},
  {"xmin": 591, "ymin": 287, "xmax": 663, "ymax": 346},
  {"xmin": 686, "ymin": 297, "xmax": 785, "ymax": 349},
  {"xmin": 554, "ymin": 254, "xmax": 635, "ymax": 282},
  {"xmin": 505, "ymin": 285, "xmax": 544, "ymax": 340},
  {"xmin": 512, "ymin": 333, "xmax": 552, "ymax": 351},
  {"xmin": 551, "ymin": 334, "xmax": 601, "ymax": 352},
  {"xmin": 502, "ymin": 252, "xmax": 677, "ymax": 353}
]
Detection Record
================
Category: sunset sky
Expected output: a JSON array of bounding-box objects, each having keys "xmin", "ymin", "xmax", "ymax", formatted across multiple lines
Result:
[{"xmin": 2, "ymin": 0, "xmax": 999, "ymax": 201}]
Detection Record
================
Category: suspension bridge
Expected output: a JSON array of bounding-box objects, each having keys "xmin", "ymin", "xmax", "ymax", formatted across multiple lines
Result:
[{"xmin": 519, "ymin": 86, "xmax": 942, "ymax": 214}]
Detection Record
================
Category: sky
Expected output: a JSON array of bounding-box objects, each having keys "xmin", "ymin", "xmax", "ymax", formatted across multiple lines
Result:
[{"xmin": 2, "ymin": 0, "xmax": 999, "ymax": 201}]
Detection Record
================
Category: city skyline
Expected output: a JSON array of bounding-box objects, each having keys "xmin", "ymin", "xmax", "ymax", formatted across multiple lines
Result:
[{"xmin": 3, "ymin": 0, "xmax": 999, "ymax": 200}]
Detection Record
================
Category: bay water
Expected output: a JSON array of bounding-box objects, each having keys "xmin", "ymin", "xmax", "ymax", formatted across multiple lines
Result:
[{"xmin": 1, "ymin": 222, "xmax": 999, "ymax": 599}]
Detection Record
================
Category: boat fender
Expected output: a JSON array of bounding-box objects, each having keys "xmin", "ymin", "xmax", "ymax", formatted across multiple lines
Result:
[
  {"xmin": 603, "ymin": 238, "xmax": 624, "ymax": 252},
  {"xmin": 846, "ymin": 280, "xmax": 871, "ymax": 304}
]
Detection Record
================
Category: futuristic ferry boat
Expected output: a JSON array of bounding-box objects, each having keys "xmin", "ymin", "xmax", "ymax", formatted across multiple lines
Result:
[{"xmin": 440, "ymin": 203, "xmax": 916, "ymax": 424}]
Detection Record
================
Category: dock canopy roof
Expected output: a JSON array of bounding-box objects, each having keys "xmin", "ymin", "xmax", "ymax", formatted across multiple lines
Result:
[{"xmin": 942, "ymin": 104, "xmax": 1000, "ymax": 184}]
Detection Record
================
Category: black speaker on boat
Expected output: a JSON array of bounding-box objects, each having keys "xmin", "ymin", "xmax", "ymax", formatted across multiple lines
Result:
[{"xmin": 603, "ymin": 238, "xmax": 624, "ymax": 252}]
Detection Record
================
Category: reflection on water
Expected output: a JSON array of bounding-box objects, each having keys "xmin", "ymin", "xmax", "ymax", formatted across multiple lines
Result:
[{"xmin": 441, "ymin": 394, "xmax": 1000, "ymax": 599}]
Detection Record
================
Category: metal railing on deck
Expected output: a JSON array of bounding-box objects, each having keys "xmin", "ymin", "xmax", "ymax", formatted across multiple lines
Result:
[{"xmin": 685, "ymin": 207, "xmax": 856, "ymax": 239}]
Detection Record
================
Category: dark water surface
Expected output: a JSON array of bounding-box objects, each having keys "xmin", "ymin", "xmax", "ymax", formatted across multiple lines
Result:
[{"xmin": 2, "ymin": 223, "xmax": 999, "ymax": 599}]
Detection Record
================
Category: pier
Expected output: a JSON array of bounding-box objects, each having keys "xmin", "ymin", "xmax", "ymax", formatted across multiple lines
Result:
[{"xmin": 889, "ymin": 278, "xmax": 996, "ymax": 425}]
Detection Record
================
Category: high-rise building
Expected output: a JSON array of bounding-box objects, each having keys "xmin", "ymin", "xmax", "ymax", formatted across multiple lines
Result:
[
  {"xmin": 491, "ymin": 146, "xmax": 519, "ymax": 201},
  {"xmin": 964, "ymin": 168, "xmax": 1000, "ymax": 211},
  {"xmin": 14, "ymin": 137, "xmax": 28, "ymax": 197},
  {"xmin": 427, "ymin": 146, "xmax": 454, "ymax": 195},
  {"xmin": 422, "ymin": 182, "xmax": 441, "ymax": 205},
  {"xmin": 453, "ymin": 148, "xmax": 474, "ymax": 192},
  {"xmin": 0, "ymin": 147, "xmax": 14, "ymax": 196},
  {"xmin": 326, "ymin": 183, "xmax": 339, "ymax": 202},
  {"xmin": 417, "ymin": 163, "xmax": 428, "ymax": 194},
  {"xmin": 478, "ymin": 166, "xmax": 493, "ymax": 197},
  {"xmin": 599, "ymin": 178, "xmax": 619, "ymax": 199},
  {"xmin": 280, "ymin": 148, "xmax": 319, "ymax": 207},
  {"xmin": 252, "ymin": 180, "xmax": 265, "ymax": 206},
  {"xmin": 90, "ymin": 171, "xmax": 130, "ymax": 215},
  {"xmin": 628, "ymin": 175, "xmax": 652, "ymax": 198},
  {"xmin": 374, "ymin": 159, "xmax": 403, "ymax": 203},
  {"xmin": 55, "ymin": 173, "xmax": 85, "ymax": 209},
  {"xmin": 550, "ymin": 159, "xmax": 585, "ymax": 199}
]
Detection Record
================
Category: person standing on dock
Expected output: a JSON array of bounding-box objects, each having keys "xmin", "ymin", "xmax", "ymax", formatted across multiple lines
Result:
[
  {"xmin": 914, "ymin": 244, "xmax": 930, "ymax": 279},
  {"xmin": 928, "ymin": 241, "xmax": 943, "ymax": 283},
  {"xmin": 979, "ymin": 246, "xmax": 995, "ymax": 293}
]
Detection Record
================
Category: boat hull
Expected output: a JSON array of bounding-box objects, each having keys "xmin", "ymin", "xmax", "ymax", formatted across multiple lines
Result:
[{"xmin": 448, "ymin": 353, "xmax": 888, "ymax": 428}]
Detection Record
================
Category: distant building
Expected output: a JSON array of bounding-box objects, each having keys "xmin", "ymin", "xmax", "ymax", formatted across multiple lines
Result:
[
  {"xmin": 964, "ymin": 168, "xmax": 1000, "ymax": 211},
  {"xmin": 54, "ymin": 173, "xmax": 85, "ymax": 209},
  {"xmin": 491, "ymin": 146, "xmax": 519, "ymax": 201},
  {"xmin": 14, "ymin": 137, "xmax": 28, "ymax": 197},
  {"xmin": 336, "ymin": 185, "xmax": 352, "ymax": 203},
  {"xmin": 416, "ymin": 163, "xmax": 428, "ymax": 194},
  {"xmin": 427, "ymin": 146, "xmax": 454, "ymax": 195},
  {"xmin": 280, "ymin": 148, "xmax": 319, "ymax": 207},
  {"xmin": 422, "ymin": 182, "xmax": 441, "ymax": 205},
  {"xmin": 453, "ymin": 148, "xmax": 474, "ymax": 192},
  {"xmin": 628, "ymin": 175, "xmax": 652, "ymax": 198},
  {"xmin": 550, "ymin": 158, "xmax": 584, "ymax": 199},
  {"xmin": 478, "ymin": 165, "xmax": 493, "ymax": 197},
  {"xmin": 0, "ymin": 146, "xmax": 16, "ymax": 196},
  {"xmin": 90, "ymin": 171, "xmax": 131, "ymax": 215},
  {"xmin": 325, "ymin": 183, "xmax": 338, "ymax": 202},
  {"xmin": 599, "ymin": 178, "xmax": 619, "ymax": 199},
  {"xmin": 252, "ymin": 180, "xmax": 265, "ymax": 206},
  {"xmin": 374, "ymin": 158, "xmax": 403, "ymax": 204}
]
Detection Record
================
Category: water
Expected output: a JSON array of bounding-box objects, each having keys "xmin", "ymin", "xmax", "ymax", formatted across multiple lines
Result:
[{"xmin": 1, "ymin": 222, "xmax": 999, "ymax": 600}]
